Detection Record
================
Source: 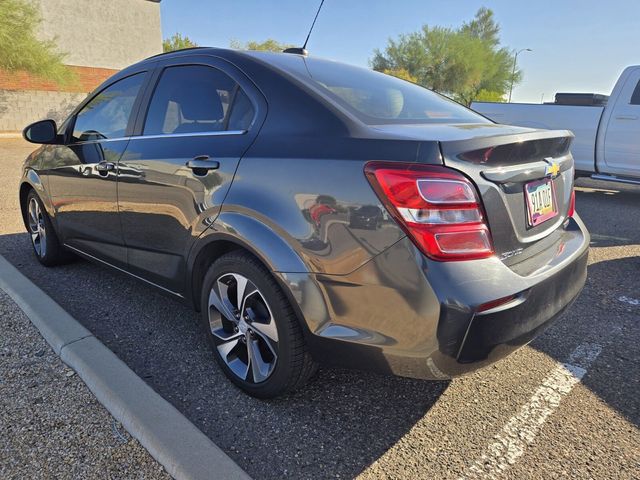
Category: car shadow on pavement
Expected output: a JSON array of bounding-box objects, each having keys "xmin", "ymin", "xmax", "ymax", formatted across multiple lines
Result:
[
  {"xmin": 530, "ymin": 255, "xmax": 640, "ymax": 431},
  {"xmin": 0, "ymin": 231, "xmax": 450, "ymax": 480}
]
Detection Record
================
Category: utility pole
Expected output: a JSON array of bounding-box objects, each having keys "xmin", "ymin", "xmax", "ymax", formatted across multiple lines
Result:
[{"xmin": 509, "ymin": 48, "xmax": 532, "ymax": 103}]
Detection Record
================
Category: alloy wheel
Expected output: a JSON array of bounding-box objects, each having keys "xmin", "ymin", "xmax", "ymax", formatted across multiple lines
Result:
[
  {"xmin": 208, "ymin": 273, "xmax": 279, "ymax": 383},
  {"xmin": 28, "ymin": 197, "xmax": 46, "ymax": 258}
]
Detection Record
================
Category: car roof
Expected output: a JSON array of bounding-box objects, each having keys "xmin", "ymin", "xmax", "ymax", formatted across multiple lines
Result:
[
  {"xmin": 134, "ymin": 47, "xmax": 336, "ymax": 79},
  {"xmin": 136, "ymin": 46, "xmax": 303, "ymax": 65}
]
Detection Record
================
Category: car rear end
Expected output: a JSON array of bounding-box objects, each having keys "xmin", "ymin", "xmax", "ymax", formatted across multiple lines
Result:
[{"xmin": 363, "ymin": 125, "xmax": 589, "ymax": 375}]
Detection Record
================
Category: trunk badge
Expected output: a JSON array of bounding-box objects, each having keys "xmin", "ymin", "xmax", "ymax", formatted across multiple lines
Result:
[
  {"xmin": 544, "ymin": 158, "xmax": 560, "ymax": 178},
  {"xmin": 499, "ymin": 248, "xmax": 523, "ymax": 261}
]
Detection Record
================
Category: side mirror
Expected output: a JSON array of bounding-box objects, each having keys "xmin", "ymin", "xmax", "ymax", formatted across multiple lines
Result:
[{"xmin": 23, "ymin": 119, "xmax": 58, "ymax": 144}]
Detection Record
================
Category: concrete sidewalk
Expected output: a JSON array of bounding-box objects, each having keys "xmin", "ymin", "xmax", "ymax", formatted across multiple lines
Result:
[{"xmin": 0, "ymin": 289, "xmax": 169, "ymax": 479}]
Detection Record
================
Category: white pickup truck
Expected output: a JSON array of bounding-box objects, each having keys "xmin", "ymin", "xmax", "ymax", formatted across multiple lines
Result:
[{"xmin": 472, "ymin": 65, "xmax": 640, "ymax": 185}]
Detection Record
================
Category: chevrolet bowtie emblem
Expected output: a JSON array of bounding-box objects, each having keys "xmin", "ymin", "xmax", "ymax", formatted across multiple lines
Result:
[{"xmin": 544, "ymin": 160, "xmax": 560, "ymax": 178}]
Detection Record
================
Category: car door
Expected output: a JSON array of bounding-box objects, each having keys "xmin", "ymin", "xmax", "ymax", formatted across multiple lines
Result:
[
  {"xmin": 602, "ymin": 70, "xmax": 640, "ymax": 176},
  {"xmin": 117, "ymin": 55, "xmax": 265, "ymax": 293},
  {"xmin": 46, "ymin": 71, "xmax": 150, "ymax": 267}
]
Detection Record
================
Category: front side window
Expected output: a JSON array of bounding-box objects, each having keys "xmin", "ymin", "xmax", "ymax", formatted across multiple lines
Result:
[
  {"xmin": 143, "ymin": 65, "xmax": 254, "ymax": 135},
  {"xmin": 72, "ymin": 73, "xmax": 145, "ymax": 142}
]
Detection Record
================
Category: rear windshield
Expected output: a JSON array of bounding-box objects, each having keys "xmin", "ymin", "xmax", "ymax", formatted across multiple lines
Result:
[{"xmin": 261, "ymin": 54, "xmax": 489, "ymax": 126}]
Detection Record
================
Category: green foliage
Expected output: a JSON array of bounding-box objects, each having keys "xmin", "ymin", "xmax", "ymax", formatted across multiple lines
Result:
[
  {"xmin": 474, "ymin": 89, "xmax": 506, "ymax": 103},
  {"xmin": 371, "ymin": 8, "xmax": 521, "ymax": 106},
  {"xmin": 230, "ymin": 39, "xmax": 295, "ymax": 52},
  {"xmin": 0, "ymin": 0, "xmax": 73, "ymax": 84},
  {"xmin": 382, "ymin": 68, "xmax": 418, "ymax": 83},
  {"xmin": 163, "ymin": 33, "xmax": 198, "ymax": 52}
]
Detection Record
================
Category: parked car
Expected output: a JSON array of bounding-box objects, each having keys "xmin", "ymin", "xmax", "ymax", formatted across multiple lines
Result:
[
  {"xmin": 349, "ymin": 205, "xmax": 384, "ymax": 230},
  {"xmin": 472, "ymin": 66, "xmax": 640, "ymax": 185},
  {"xmin": 20, "ymin": 48, "xmax": 589, "ymax": 398}
]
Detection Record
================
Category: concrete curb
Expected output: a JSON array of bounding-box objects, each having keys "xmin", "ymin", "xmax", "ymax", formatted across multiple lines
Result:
[{"xmin": 0, "ymin": 254, "xmax": 251, "ymax": 480}]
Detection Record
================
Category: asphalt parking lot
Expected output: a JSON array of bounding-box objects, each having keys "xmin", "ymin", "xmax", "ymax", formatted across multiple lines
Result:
[{"xmin": 1, "ymin": 138, "xmax": 638, "ymax": 479}]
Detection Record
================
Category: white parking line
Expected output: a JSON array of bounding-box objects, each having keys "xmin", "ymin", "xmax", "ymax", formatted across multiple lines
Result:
[
  {"xmin": 618, "ymin": 295, "xmax": 640, "ymax": 306},
  {"xmin": 461, "ymin": 343, "xmax": 602, "ymax": 480}
]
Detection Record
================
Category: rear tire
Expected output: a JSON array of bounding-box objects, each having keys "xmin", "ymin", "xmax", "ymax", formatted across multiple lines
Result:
[
  {"xmin": 200, "ymin": 251, "xmax": 317, "ymax": 398},
  {"xmin": 25, "ymin": 190, "xmax": 73, "ymax": 267}
]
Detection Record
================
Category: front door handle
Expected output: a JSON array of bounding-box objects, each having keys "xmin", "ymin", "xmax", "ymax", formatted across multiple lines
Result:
[
  {"xmin": 615, "ymin": 115, "xmax": 638, "ymax": 120},
  {"xmin": 186, "ymin": 156, "xmax": 220, "ymax": 174},
  {"xmin": 95, "ymin": 161, "xmax": 115, "ymax": 172}
]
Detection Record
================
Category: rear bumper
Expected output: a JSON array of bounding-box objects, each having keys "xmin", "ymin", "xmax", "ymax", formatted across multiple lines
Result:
[
  {"xmin": 435, "ymin": 243, "xmax": 587, "ymax": 375},
  {"xmin": 279, "ymin": 215, "xmax": 589, "ymax": 380}
]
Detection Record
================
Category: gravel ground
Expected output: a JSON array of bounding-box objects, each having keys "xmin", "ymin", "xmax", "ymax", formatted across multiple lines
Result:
[
  {"xmin": 0, "ymin": 290, "xmax": 169, "ymax": 479},
  {"xmin": 1, "ymin": 138, "xmax": 638, "ymax": 479}
]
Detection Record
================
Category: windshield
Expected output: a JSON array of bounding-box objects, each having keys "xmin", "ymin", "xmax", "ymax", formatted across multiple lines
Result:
[{"xmin": 261, "ymin": 54, "xmax": 490, "ymax": 126}]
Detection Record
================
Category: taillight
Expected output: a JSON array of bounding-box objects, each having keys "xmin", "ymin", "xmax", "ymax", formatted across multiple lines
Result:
[
  {"xmin": 365, "ymin": 162, "xmax": 494, "ymax": 261},
  {"xmin": 567, "ymin": 188, "xmax": 576, "ymax": 217}
]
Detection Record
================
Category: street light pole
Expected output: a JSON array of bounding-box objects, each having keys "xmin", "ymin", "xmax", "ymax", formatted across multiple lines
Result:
[{"xmin": 508, "ymin": 48, "xmax": 532, "ymax": 103}]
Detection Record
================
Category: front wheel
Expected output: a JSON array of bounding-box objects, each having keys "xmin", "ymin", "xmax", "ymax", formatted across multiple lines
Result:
[
  {"xmin": 25, "ymin": 190, "xmax": 73, "ymax": 267},
  {"xmin": 200, "ymin": 251, "xmax": 317, "ymax": 398}
]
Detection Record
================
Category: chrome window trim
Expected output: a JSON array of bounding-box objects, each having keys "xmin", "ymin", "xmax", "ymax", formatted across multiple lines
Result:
[
  {"xmin": 130, "ymin": 130, "xmax": 247, "ymax": 140},
  {"xmin": 70, "ymin": 129, "xmax": 247, "ymax": 145},
  {"xmin": 71, "ymin": 137, "xmax": 131, "ymax": 145}
]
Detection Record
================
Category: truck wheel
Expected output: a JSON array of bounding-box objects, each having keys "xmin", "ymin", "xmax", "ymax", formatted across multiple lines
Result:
[{"xmin": 200, "ymin": 251, "xmax": 318, "ymax": 398}]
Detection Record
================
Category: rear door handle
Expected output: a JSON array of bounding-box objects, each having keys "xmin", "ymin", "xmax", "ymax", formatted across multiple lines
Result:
[
  {"xmin": 615, "ymin": 115, "xmax": 638, "ymax": 120},
  {"xmin": 95, "ymin": 161, "xmax": 115, "ymax": 172},
  {"xmin": 186, "ymin": 155, "xmax": 220, "ymax": 173}
]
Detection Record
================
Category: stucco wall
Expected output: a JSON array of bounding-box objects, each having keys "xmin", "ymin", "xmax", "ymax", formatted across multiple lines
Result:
[{"xmin": 36, "ymin": 0, "xmax": 162, "ymax": 69}]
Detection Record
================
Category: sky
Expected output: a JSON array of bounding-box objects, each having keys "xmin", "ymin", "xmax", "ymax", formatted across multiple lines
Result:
[{"xmin": 160, "ymin": 0, "xmax": 640, "ymax": 103}]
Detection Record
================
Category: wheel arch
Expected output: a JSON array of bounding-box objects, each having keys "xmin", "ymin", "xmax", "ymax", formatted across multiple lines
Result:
[
  {"xmin": 19, "ymin": 171, "xmax": 54, "ymax": 231},
  {"xmin": 187, "ymin": 229, "xmax": 306, "ymax": 310},
  {"xmin": 19, "ymin": 182, "xmax": 33, "ymax": 231},
  {"xmin": 186, "ymin": 213, "xmax": 323, "ymax": 344}
]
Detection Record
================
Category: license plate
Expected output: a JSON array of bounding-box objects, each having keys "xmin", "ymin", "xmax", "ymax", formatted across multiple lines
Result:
[{"xmin": 525, "ymin": 178, "xmax": 558, "ymax": 227}]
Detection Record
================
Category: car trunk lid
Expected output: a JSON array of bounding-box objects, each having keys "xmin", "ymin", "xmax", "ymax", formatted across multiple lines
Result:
[{"xmin": 370, "ymin": 123, "xmax": 575, "ymax": 267}]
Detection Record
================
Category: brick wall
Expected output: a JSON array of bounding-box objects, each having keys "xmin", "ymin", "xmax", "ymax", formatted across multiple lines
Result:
[{"xmin": 0, "ymin": 66, "xmax": 119, "ymax": 93}]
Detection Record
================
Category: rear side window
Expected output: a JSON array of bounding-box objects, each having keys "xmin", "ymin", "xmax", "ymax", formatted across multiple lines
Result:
[
  {"xmin": 630, "ymin": 80, "xmax": 640, "ymax": 105},
  {"xmin": 72, "ymin": 73, "xmax": 145, "ymax": 142},
  {"xmin": 143, "ymin": 65, "xmax": 254, "ymax": 135},
  {"xmin": 227, "ymin": 89, "xmax": 254, "ymax": 130}
]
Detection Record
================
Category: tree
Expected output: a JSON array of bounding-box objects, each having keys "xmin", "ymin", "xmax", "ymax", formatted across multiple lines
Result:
[
  {"xmin": 474, "ymin": 89, "xmax": 506, "ymax": 103},
  {"xmin": 163, "ymin": 33, "xmax": 198, "ymax": 52},
  {"xmin": 371, "ymin": 8, "xmax": 519, "ymax": 105},
  {"xmin": 460, "ymin": 7, "xmax": 500, "ymax": 46},
  {"xmin": 0, "ymin": 0, "xmax": 73, "ymax": 84},
  {"xmin": 382, "ymin": 68, "xmax": 418, "ymax": 84},
  {"xmin": 230, "ymin": 39, "xmax": 294, "ymax": 52}
]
